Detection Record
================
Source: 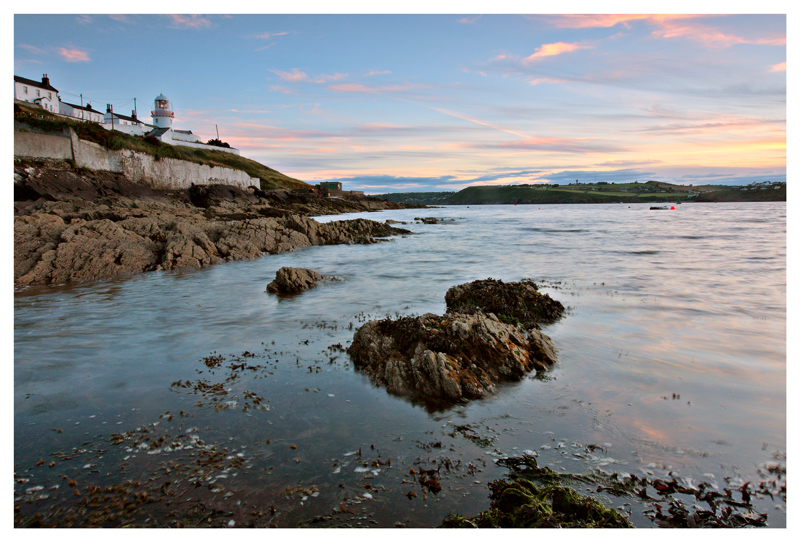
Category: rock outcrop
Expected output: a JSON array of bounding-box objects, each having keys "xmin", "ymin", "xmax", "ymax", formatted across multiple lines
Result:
[
  {"xmin": 445, "ymin": 278, "xmax": 564, "ymax": 328},
  {"xmin": 348, "ymin": 312, "xmax": 557, "ymax": 408},
  {"xmin": 267, "ymin": 267, "xmax": 325, "ymax": 295},
  {"xmin": 14, "ymin": 163, "xmax": 413, "ymax": 287},
  {"xmin": 348, "ymin": 278, "xmax": 563, "ymax": 407}
]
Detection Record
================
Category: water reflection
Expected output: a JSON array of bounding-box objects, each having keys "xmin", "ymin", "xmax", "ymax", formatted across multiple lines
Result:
[{"xmin": 15, "ymin": 202, "xmax": 785, "ymax": 527}]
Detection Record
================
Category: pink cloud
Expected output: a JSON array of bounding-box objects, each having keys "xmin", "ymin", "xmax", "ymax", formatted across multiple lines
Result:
[
  {"xmin": 527, "ymin": 77, "xmax": 567, "ymax": 86},
  {"xmin": 272, "ymin": 68, "xmax": 308, "ymax": 82},
  {"xmin": 256, "ymin": 31, "xmax": 289, "ymax": 40},
  {"xmin": 770, "ymin": 62, "xmax": 786, "ymax": 72},
  {"xmin": 328, "ymin": 82, "xmax": 429, "ymax": 94},
  {"xmin": 328, "ymin": 83, "xmax": 376, "ymax": 94},
  {"xmin": 271, "ymin": 69, "xmax": 347, "ymax": 84},
  {"xmin": 269, "ymin": 85, "xmax": 294, "ymax": 94},
  {"xmin": 543, "ymin": 14, "xmax": 785, "ymax": 49},
  {"xmin": 542, "ymin": 14, "xmax": 657, "ymax": 29},
  {"xmin": 523, "ymin": 42, "xmax": 593, "ymax": 64},
  {"xmin": 18, "ymin": 44, "xmax": 47, "ymax": 55},
  {"xmin": 58, "ymin": 47, "xmax": 90, "ymax": 62},
  {"xmin": 290, "ymin": 148, "xmax": 339, "ymax": 154},
  {"xmin": 649, "ymin": 16, "xmax": 785, "ymax": 48},
  {"xmin": 457, "ymin": 15, "xmax": 482, "ymax": 24},
  {"xmin": 166, "ymin": 15, "xmax": 211, "ymax": 29}
]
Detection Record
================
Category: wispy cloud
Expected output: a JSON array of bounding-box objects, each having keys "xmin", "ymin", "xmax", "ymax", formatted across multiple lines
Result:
[
  {"xmin": 539, "ymin": 14, "xmax": 656, "ymax": 29},
  {"xmin": 58, "ymin": 47, "xmax": 90, "ymax": 62},
  {"xmin": 364, "ymin": 70, "xmax": 391, "ymax": 77},
  {"xmin": 770, "ymin": 62, "xmax": 786, "ymax": 72},
  {"xmin": 327, "ymin": 81, "xmax": 429, "ymax": 95},
  {"xmin": 255, "ymin": 31, "xmax": 289, "ymax": 40},
  {"xmin": 527, "ymin": 76, "xmax": 568, "ymax": 86},
  {"xmin": 457, "ymin": 15, "xmax": 482, "ymax": 24},
  {"xmin": 18, "ymin": 43, "xmax": 47, "ymax": 55},
  {"xmin": 75, "ymin": 15, "xmax": 92, "ymax": 25},
  {"xmin": 108, "ymin": 15, "xmax": 132, "ymax": 23},
  {"xmin": 166, "ymin": 15, "xmax": 212, "ymax": 29},
  {"xmin": 523, "ymin": 41, "xmax": 593, "ymax": 64},
  {"xmin": 272, "ymin": 68, "xmax": 308, "ymax": 82},
  {"xmin": 271, "ymin": 69, "xmax": 347, "ymax": 84},
  {"xmin": 541, "ymin": 14, "xmax": 785, "ymax": 49},
  {"xmin": 269, "ymin": 85, "xmax": 294, "ymax": 94},
  {"xmin": 650, "ymin": 17, "xmax": 786, "ymax": 48}
]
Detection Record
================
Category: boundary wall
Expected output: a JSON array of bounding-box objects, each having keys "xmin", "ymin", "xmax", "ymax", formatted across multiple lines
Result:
[{"xmin": 14, "ymin": 129, "xmax": 258, "ymax": 190}]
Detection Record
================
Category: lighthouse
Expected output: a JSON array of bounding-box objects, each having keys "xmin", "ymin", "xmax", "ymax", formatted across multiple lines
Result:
[{"xmin": 151, "ymin": 93, "xmax": 174, "ymax": 129}]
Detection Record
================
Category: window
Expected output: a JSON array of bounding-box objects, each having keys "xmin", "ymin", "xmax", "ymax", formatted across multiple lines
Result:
[
  {"xmin": 23, "ymin": 86, "xmax": 27, "ymax": 94},
  {"xmin": 48, "ymin": 92, "xmax": 52, "ymax": 99},
  {"xmin": 36, "ymin": 89, "xmax": 40, "ymax": 97}
]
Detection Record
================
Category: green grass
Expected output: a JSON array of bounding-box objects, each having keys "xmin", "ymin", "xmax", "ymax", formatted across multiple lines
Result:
[{"xmin": 14, "ymin": 102, "xmax": 307, "ymax": 190}]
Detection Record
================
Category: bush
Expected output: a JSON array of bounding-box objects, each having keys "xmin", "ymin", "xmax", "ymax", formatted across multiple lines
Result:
[
  {"xmin": 206, "ymin": 138, "xmax": 231, "ymax": 148},
  {"xmin": 106, "ymin": 136, "xmax": 127, "ymax": 151}
]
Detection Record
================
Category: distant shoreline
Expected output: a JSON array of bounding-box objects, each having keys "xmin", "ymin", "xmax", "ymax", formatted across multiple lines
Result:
[{"xmin": 372, "ymin": 181, "xmax": 786, "ymax": 206}]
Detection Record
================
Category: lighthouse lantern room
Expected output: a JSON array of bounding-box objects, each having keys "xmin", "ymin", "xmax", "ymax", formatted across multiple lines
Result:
[{"xmin": 151, "ymin": 93, "xmax": 174, "ymax": 129}]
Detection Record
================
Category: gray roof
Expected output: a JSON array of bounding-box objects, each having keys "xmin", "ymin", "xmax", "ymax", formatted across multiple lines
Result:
[
  {"xmin": 146, "ymin": 127, "xmax": 170, "ymax": 138},
  {"xmin": 61, "ymin": 101, "xmax": 99, "ymax": 113},
  {"xmin": 15, "ymin": 75, "xmax": 59, "ymax": 93}
]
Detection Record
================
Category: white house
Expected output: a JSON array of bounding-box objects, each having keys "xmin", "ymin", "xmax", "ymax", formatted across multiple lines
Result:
[
  {"xmin": 102, "ymin": 105, "xmax": 152, "ymax": 136},
  {"xmin": 59, "ymin": 100, "xmax": 104, "ymax": 123},
  {"xmin": 14, "ymin": 74, "xmax": 59, "ymax": 113}
]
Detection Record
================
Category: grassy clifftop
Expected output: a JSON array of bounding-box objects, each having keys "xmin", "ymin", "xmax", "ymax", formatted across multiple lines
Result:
[
  {"xmin": 375, "ymin": 180, "xmax": 786, "ymax": 205},
  {"xmin": 14, "ymin": 103, "xmax": 307, "ymax": 190}
]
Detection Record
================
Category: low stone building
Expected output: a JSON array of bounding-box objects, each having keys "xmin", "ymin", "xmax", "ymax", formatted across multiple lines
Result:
[{"xmin": 317, "ymin": 181, "xmax": 364, "ymax": 197}]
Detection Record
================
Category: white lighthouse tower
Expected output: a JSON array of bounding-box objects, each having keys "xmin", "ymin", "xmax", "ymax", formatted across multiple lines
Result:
[{"xmin": 151, "ymin": 93, "xmax": 174, "ymax": 129}]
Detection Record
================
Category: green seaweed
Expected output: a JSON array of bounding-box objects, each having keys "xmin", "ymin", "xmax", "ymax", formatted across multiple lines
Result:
[{"xmin": 442, "ymin": 477, "xmax": 632, "ymax": 528}]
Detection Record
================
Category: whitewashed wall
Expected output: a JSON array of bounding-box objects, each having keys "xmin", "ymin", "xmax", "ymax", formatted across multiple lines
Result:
[{"xmin": 16, "ymin": 128, "xmax": 258, "ymax": 190}]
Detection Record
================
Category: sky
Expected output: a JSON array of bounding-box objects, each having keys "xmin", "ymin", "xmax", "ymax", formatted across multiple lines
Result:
[{"xmin": 12, "ymin": 7, "xmax": 788, "ymax": 194}]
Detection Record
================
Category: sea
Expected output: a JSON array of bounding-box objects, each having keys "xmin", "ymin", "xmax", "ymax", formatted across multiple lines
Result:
[{"xmin": 14, "ymin": 202, "xmax": 786, "ymax": 527}]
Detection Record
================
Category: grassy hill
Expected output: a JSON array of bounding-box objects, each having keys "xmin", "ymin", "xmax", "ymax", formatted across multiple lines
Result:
[
  {"xmin": 374, "ymin": 180, "xmax": 785, "ymax": 205},
  {"xmin": 14, "ymin": 102, "xmax": 307, "ymax": 190}
]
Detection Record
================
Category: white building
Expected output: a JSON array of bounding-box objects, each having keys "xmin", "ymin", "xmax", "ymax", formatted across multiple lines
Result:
[
  {"xmin": 146, "ymin": 94, "xmax": 239, "ymax": 154},
  {"xmin": 102, "ymin": 105, "xmax": 152, "ymax": 136},
  {"xmin": 59, "ymin": 100, "xmax": 104, "ymax": 123},
  {"xmin": 14, "ymin": 74, "xmax": 59, "ymax": 113}
]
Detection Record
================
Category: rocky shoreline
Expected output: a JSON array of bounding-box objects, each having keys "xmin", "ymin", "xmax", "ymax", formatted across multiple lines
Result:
[{"xmin": 14, "ymin": 160, "xmax": 418, "ymax": 287}]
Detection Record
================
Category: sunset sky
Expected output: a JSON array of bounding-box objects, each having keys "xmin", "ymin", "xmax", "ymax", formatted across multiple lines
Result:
[{"xmin": 13, "ymin": 10, "xmax": 787, "ymax": 193}]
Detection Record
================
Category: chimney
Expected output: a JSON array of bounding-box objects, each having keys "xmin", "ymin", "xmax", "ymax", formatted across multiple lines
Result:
[
  {"xmin": 106, "ymin": 104, "xmax": 113, "ymax": 113},
  {"xmin": 42, "ymin": 74, "xmax": 49, "ymax": 87},
  {"xmin": 131, "ymin": 110, "xmax": 137, "ymax": 120}
]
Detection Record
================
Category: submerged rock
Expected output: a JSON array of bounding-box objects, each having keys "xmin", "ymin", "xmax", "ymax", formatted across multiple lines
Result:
[
  {"xmin": 445, "ymin": 278, "xmax": 564, "ymax": 328},
  {"xmin": 347, "ymin": 311, "xmax": 557, "ymax": 407},
  {"xmin": 266, "ymin": 267, "xmax": 325, "ymax": 295}
]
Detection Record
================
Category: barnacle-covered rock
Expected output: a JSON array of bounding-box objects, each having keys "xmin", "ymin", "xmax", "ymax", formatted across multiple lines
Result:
[{"xmin": 347, "ymin": 311, "xmax": 557, "ymax": 407}]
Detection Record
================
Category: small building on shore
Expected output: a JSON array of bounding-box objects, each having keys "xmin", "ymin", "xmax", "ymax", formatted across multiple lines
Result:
[{"xmin": 317, "ymin": 181, "xmax": 364, "ymax": 197}]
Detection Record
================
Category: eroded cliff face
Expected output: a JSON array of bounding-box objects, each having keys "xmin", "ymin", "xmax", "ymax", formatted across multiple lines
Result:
[{"xmin": 14, "ymin": 162, "xmax": 412, "ymax": 287}]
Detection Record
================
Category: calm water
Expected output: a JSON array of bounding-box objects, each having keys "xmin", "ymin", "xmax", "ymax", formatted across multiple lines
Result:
[{"xmin": 14, "ymin": 202, "xmax": 786, "ymax": 527}]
